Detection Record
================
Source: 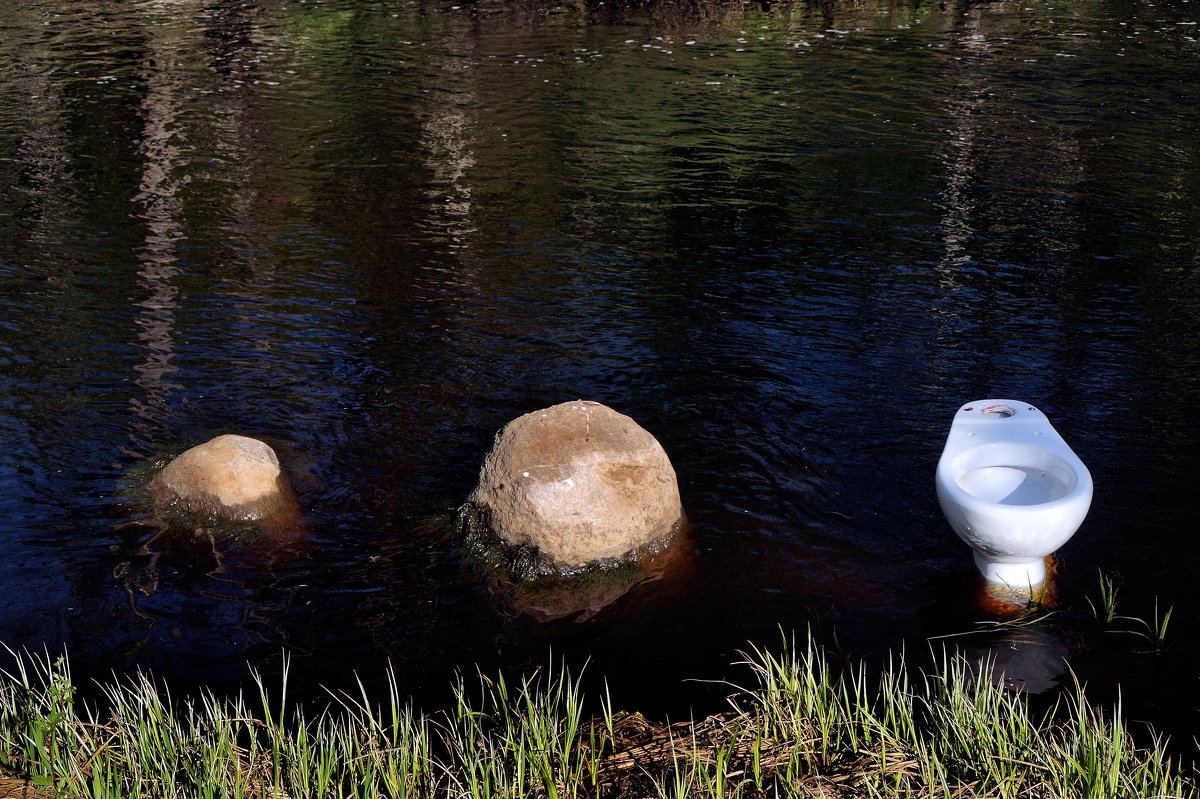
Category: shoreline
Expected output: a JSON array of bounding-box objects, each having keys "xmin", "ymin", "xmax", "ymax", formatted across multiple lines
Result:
[{"xmin": 1, "ymin": 633, "xmax": 1194, "ymax": 798}]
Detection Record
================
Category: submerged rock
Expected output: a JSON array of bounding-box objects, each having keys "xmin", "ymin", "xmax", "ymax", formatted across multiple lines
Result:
[
  {"xmin": 147, "ymin": 434, "xmax": 297, "ymax": 525},
  {"xmin": 494, "ymin": 538, "xmax": 692, "ymax": 623},
  {"xmin": 466, "ymin": 400, "xmax": 684, "ymax": 571}
]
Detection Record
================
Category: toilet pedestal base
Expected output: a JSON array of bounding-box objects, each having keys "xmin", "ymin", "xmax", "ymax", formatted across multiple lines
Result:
[{"xmin": 973, "ymin": 552, "xmax": 1047, "ymax": 588}]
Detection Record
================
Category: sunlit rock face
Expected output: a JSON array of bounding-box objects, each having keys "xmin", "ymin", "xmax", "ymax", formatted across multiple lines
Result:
[
  {"xmin": 147, "ymin": 434, "xmax": 296, "ymax": 524},
  {"xmin": 468, "ymin": 400, "xmax": 684, "ymax": 570}
]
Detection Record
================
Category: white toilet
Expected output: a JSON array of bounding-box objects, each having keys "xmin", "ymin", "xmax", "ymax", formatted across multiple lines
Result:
[{"xmin": 936, "ymin": 400, "xmax": 1092, "ymax": 587}]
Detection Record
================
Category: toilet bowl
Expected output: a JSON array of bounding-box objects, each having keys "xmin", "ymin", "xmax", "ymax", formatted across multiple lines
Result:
[{"xmin": 936, "ymin": 400, "xmax": 1092, "ymax": 587}]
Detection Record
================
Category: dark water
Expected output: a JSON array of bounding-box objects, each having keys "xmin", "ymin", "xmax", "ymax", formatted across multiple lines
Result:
[{"xmin": 2, "ymin": 0, "xmax": 1200, "ymax": 743}]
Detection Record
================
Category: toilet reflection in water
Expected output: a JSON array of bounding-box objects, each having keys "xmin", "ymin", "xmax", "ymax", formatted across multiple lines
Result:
[
  {"xmin": 961, "ymin": 618, "xmax": 1071, "ymax": 695},
  {"xmin": 937, "ymin": 558, "xmax": 1069, "ymax": 695}
]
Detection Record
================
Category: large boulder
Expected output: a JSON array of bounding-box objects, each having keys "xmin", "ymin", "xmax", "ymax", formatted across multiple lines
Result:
[
  {"xmin": 467, "ymin": 400, "xmax": 684, "ymax": 570},
  {"xmin": 147, "ymin": 434, "xmax": 296, "ymax": 524}
]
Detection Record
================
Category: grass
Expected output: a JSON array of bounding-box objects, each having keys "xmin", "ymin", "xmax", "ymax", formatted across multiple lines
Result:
[
  {"xmin": 0, "ymin": 634, "xmax": 1194, "ymax": 799},
  {"xmin": 1087, "ymin": 570, "xmax": 1175, "ymax": 652}
]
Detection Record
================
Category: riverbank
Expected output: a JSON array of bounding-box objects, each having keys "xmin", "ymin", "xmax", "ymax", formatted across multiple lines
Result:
[{"xmin": 1, "ymin": 634, "xmax": 1193, "ymax": 798}]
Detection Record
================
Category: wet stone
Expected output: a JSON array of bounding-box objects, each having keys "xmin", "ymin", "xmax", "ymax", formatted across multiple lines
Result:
[
  {"xmin": 466, "ymin": 400, "xmax": 684, "ymax": 571},
  {"xmin": 147, "ymin": 434, "xmax": 297, "ymax": 525}
]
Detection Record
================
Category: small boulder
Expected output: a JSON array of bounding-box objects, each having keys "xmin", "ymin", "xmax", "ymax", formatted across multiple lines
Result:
[
  {"xmin": 467, "ymin": 400, "xmax": 684, "ymax": 570},
  {"xmin": 147, "ymin": 434, "xmax": 296, "ymax": 524}
]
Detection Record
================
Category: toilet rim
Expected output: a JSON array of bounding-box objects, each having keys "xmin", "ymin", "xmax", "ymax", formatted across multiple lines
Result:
[
  {"xmin": 941, "ymin": 440, "xmax": 1082, "ymax": 472},
  {"xmin": 936, "ymin": 454, "xmax": 1092, "ymax": 511},
  {"xmin": 937, "ymin": 473, "xmax": 1089, "ymax": 513}
]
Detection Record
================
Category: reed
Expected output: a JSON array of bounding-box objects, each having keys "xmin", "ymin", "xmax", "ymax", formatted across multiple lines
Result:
[
  {"xmin": 1088, "ymin": 570, "xmax": 1175, "ymax": 652},
  {"xmin": 1088, "ymin": 569, "xmax": 1121, "ymax": 625},
  {"xmin": 0, "ymin": 635, "xmax": 1193, "ymax": 798}
]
